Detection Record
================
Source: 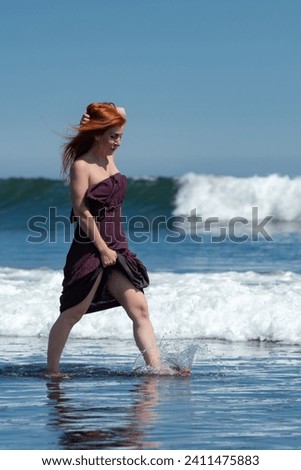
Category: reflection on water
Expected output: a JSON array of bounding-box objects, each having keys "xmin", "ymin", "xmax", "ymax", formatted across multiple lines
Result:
[
  {"xmin": 45, "ymin": 343, "xmax": 197, "ymax": 450},
  {"xmin": 2, "ymin": 340, "xmax": 301, "ymax": 450},
  {"xmin": 46, "ymin": 375, "xmax": 164, "ymax": 450}
]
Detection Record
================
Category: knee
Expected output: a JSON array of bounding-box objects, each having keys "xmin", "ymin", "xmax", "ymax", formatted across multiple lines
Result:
[
  {"xmin": 128, "ymin": 301, "xmax": 150, "ymax": 324},
  {"xmin": 61, "ymin": 306, "xmax": 84, "ymax": 326}
]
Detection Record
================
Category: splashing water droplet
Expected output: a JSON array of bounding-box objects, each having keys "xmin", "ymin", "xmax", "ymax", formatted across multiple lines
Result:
[{"xmin": 133, "ymin": 340, "xmax": 200, "ymax": 374}]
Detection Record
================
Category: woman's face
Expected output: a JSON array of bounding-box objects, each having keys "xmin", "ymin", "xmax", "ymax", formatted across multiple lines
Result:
[{"xmin": 98, "ymin": 125, "xmax": 125, "ymax": 154}]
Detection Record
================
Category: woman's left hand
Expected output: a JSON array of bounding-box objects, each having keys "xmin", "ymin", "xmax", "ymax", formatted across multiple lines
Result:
[{"xmin": 100, "ymin": 247, "xmax": 118, "ymax": 267}]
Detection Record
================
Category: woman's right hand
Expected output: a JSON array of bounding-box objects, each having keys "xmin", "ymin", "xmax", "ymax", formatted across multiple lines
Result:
[
  {"xmin": 101, "ymin": 248, "xmax": 118, "ymax": 267},
  {"xmin": 116, "ymin": 107, "xmax": 126, "ymax": 118},
  {"xmin": 80, "ymin": 113, "xmax": 90, "ymax": 125},
  {"xmin": 80, "ymin": 106, "xmax": 125, "ymax": 126}
]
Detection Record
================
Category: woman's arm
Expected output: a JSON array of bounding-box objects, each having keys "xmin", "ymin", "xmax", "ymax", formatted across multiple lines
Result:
[{"xmin": 70, "ymin": 160, "xmax": 117, "ymax": 266}]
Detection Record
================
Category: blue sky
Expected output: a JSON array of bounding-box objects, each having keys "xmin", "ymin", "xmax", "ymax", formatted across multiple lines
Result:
[{"xmin": 0, "ymin": 0, "xmax": 300, "ymax": 179}]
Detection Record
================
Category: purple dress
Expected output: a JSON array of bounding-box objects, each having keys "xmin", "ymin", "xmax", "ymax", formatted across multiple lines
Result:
[{"xmin": 60, "ymin": 173, "xmax": 149, "ymax": 313}]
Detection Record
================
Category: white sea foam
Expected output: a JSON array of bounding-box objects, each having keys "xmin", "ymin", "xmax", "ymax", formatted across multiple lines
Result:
[
  {"xmin": 1, "ymin": 267, "xmax": 301, "ymax": 345},
  {"xmin": 173, "ymin": 173, "xmax": 301, "ymax": 221}
]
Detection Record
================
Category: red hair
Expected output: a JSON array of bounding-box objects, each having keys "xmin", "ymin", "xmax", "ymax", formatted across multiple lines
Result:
[{"xmin": 62, "ymin": 102, "xmax": 126, "ymax": 175}]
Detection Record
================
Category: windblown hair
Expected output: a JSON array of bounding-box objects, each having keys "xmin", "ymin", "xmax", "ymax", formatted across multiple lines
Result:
[{"xmin": 62, "ymin": 102, "xmax": 126, "ymax": 175}]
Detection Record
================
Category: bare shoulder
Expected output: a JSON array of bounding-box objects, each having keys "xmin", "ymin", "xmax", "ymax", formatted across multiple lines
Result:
[
  {"xmin": 71, "ymin": 157, "xmax": 89, "ymax": 171},
  {"xmin": 70, "ymin": 158, "xmax": 89, "ymax": 180},
  {"xmin": 69, "ymin": 159, "xmax": 91, "ymax": 201}
]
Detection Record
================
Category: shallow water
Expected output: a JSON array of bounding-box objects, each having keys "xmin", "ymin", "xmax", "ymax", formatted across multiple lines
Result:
[{"xmin": 1, "ymin": 337, "xmax": 301, "ymax": 450}]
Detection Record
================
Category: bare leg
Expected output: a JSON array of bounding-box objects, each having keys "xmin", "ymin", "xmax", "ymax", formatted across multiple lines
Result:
[
  {"xmin": 107, "ymin": 270, "xmax": 161, "ymax": 368},
  {"xmin": 47, "ymin": 272, "xmax": 103, "ymax": 375}
]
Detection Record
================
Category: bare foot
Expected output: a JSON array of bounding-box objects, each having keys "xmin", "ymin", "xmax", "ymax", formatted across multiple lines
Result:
[
  {"xmin": 148, "ymin": 365, "xmax": 190, "ymax": 377},
  {"xmin": 44, "ymin": 371, "xmax": 73, "ymax": 380}
]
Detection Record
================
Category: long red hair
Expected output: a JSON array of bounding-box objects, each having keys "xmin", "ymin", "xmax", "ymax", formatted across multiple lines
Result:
[{"xmin": 62, "ymin": 102, "xmax": 126, "ymax": 175}]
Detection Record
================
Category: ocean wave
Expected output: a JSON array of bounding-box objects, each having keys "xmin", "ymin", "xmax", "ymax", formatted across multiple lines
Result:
[
  {"xmin": 1, "ymin": 173, "xmax": 301, "ymax": 229},
  {"xmin": 0, "ymin": 177, "xmax": 176, "ymax": 228},
  {"xmin": 173, "ymin": 173, "xmax": 301, "ymax": 221},
  {"xmin": 1, "ymin": 267, "xmax": 301, "ymax": 345}
]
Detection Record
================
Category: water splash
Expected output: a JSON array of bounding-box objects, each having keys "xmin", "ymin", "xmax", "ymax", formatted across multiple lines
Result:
[{"xmin": 132, "ymin": 340, "xmax": 201, "ymax": 374}]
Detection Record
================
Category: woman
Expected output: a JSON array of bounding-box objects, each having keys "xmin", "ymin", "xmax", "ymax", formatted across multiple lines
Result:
[{"xmin": 47, "ymin": 102, "xmax": 187, "ymax": 377}]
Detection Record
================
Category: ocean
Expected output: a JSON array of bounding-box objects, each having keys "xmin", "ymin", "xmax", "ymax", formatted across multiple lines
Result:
[{"xmin": 1, "ymin": 172, "xmax": 301, "ymax": 450}]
